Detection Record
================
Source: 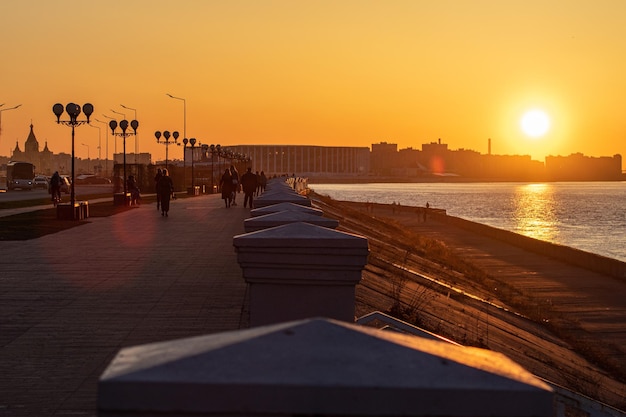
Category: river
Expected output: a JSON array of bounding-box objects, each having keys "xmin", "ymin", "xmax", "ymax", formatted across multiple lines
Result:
[{"xmin": 309, "ymin": 181, "xmax": 626, "ymax": 263}]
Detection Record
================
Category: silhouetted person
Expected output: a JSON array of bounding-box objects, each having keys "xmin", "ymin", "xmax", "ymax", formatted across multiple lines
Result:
[
  {"xmin": 229, "ymin": 165, "xmax": 240, "ymax": 206},
  {"xmin": 154, "ymin": 168, "xmax": 163, "ymax": 211},
  {"xmin": 50, "ymin": 171, "xmax": 61, "ymax": 203},
  {"xmin": 219, "ymin": 168, "xmax": 233, "ymax": 208},
  {"xmin": 241, "ymin": 167, "xmax": 258, "ymax": 208},
  {"xmin": 259, "ymin": 171, "xmax": 267, "ymax": 193},
  {"xmin": 255, "ymin": 171, "xmax": 261, "ymax": 196},
  {"xmin": 157, "ymin": 168, "xmax": 174, "ymax": 216},
  {"xmin": 127, "ymin": 175, "xmax": 140, "ymax": 205}
]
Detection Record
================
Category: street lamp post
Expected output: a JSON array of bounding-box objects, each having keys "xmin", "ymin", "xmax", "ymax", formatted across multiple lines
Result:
[
  {"xmin": 182, "ymin": 138, "xmax": 188, "ymax": 189},
  {"xmin": 110, "ymin": 110, "xmax": 125, "ymax": 159},
  {"xmin": 88, "ymin": 123, "xmax": 101, "ymax": 175},
  {"xmin": 0, "ymin": 104, "xmax": 22, "ymax": 151},
  {"xmin": 52, "ymin": 102, "xmax": 94, "ymax": 219},
  {"xmin": 155, "ymin": 130, "xmax": 179, "ymax": 170},
  {"xmin": 209, "ymin": 144, "xmax": 214, "ymax": 192},
  {"xmin": 166, "ymin": 93, "xmax": 186, "ymax": 140},
  {"xmin": 189, "ymin": 138, "xmax": 197, "ymax": 192},
  {"xmin": 109, "ymin": 119, "xmax": 139, "ymax": 203},
  {"xmin": 110, "ymin": 109, "xmax": 125, "ymax": 120},
  {"xmin": 81, "ymin": 143, "xmax": 90, "ymax": 172},
  {"xmin": 120, "ymin": 104, "xmax": 138, "ymax": 160},
  {"xmin": 101, "ymin": 114, "xmax": 117, "ymax": 155},
  {"xmin": 92, "ymin": 119, "xmax": 108, "ymax": 176},
  {"xmin": 216, "ymin": 144, "xmax": 222, "ymax": 187}
]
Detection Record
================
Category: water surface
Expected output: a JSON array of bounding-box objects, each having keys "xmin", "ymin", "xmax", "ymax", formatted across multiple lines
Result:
[{"xmin": 310, "ymin": 182, "xmax": 626, "ymax": 262}]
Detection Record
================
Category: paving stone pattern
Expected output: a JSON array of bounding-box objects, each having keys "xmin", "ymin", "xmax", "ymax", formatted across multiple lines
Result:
[{"xmin": 0, "ymin": 194, "xmax": 250, "ymax": 417}]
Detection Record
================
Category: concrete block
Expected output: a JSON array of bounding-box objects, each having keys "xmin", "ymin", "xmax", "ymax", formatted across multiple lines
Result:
[
  {"xmin": 244, "ymin": 210, "xmax": 339, "ymax": 232},
  {"xmin": 233, "ymin": 222, "xmax": 369, "ymax": 325},
  {"xmin": 250, "ymin": 202, "xmax": 324, "ymax": 217},
  {"xmin": 98, "ymin": 318, "xmax": 554, "ymax": 417}
]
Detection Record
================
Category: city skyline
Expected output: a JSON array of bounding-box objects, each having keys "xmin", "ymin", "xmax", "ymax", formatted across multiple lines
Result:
[{"xmin": 1, "ymin": 1, "xmax": 625, "ymax": 168}]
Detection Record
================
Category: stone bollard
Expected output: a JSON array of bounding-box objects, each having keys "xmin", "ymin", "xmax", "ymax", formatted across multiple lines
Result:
[
  {"xmin": 98, "ymin": 318, "xmax": 554, "ymax": 417},
  {"xmin": 250, "ymin": 201, "xmax": 324, "ymax": 217},
  {"xmin": 254, "ymin": 189, "xmax": 312, "ymax": 208},
  {"xmin": 233, "ymin": 222, "xmax": 369, "ymax": 326},
  {"xmin": 243, "ymin": 210, "xmax": 339, "ymax": 233}
]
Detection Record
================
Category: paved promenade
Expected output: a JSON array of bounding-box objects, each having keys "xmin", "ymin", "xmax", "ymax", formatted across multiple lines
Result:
[{"xmin": 0, "ymin": 194, "xmax": 251, "ymax": 417}]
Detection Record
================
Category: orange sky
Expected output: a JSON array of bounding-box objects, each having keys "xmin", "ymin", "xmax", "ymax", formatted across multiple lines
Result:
[{"xmin": 1, "ymin": 1, "xmax": 625, "ymax": 169}]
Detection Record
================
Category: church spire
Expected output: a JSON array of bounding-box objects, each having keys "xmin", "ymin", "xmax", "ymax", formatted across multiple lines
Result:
[{"xmin": 25, "ymin": 123, "xmax": 39, "ymax": 153}]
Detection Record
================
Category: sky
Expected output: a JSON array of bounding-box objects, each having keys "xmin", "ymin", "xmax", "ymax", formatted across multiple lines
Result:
[{"xmin": 1, "ymin": 0, "xmax": 625, "ymax": 168}]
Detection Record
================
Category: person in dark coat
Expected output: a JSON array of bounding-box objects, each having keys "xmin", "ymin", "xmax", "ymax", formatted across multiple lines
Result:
[
  {"xmin": 229, "ymin": 165, "xmax": 240, "ymax": 206},
  {"xmin": 157, "ymin": 168, "xmax": 174, "ymax": 216},
  {"xmin": 127, "ymin": 175, "xmax": 140, "ymax": 205},
  {"xmin": 259, "ymin": 171, "xmax": 267, "ymax": 193},
  {"xmin": 240, "ymin": 167, "xmax": 258, "ymax": 208},
  {"xmin": 219, "ymin": 168, "xmax": 233, "ymax": 208},
  {"xmin": 154, "ymin": 168, "xmax": 163, "ymax": 211}
]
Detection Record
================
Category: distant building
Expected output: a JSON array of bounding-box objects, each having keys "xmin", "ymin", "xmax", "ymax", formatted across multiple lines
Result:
[
  {"xmin": 545, "ymin": 153, "xmax": 622, "ymax": 181},
  {"xmin": 8, "ymin": 123, "xmax": 105, "ymax": 176},
  {"xmin": 370, "ymin": 138, "xmax": 621, "ymax": 181},
  {"xmin": 10, "ymin": 124, "xmax": 57, "ymax": 175},
  {"xmin": 227, "ymin": 145, "xmax": 370, "ymax": 176},
  {"xmin": 370, "ymin": 142, "xmax": 398, "ymax": 175}
]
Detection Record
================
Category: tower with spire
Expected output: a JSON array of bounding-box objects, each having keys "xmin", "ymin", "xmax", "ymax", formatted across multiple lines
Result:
[{"xmin": 10, "ymin": 123, "xmax": 54, "ymax": 174}]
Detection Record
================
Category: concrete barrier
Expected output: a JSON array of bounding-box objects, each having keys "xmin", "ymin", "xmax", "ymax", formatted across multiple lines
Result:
[
  {"xmin": 243, "ymin": 210, "xmax": 339, "ymax": 233},
  {"xmin": 98, "ymin": 318, "xmax": 554, "ymax": 417},
  {"xmin": 233, "ymin": 222, "xmax": 369, "ymax": 326},
  {"xmin": 250, "ymin": 201, "xmax": 324, "ymax": 217}
]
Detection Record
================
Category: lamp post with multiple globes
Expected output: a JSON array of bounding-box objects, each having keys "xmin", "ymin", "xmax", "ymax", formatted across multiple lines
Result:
[
  {"xmin": 210, "ymin": 144, "xmax": 222, "ymax": 190},
  {"xmin": 109, "ymin": 119, "xmax": 139, "ymax": 199},
  {"xmin": 155, "ymin": 130, "xmax": 179, "ymax": 171},
  {"xmin": 189, "ymin": 138, "xmax": 197, "ymax": 192},
  {"xmin": 120, "ymin": 104, "xmax": 138, "ymax": 160},
  {"xmin": 52, "ymin": 102, "xmax": 94, "ymax": 219},
  {"xmin": 182, "ymin": 138, "xmax": 188, "ymax": 189}
]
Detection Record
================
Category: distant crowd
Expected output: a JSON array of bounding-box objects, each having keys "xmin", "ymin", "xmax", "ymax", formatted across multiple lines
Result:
[{"xmin": 219, "ymin": 166, "xmax": 267, "ymax": 208}]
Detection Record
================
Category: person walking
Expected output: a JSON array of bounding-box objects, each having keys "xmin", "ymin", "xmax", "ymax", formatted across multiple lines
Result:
[
  {"xmin": 219, "ymin": 168, "xmax": 233, "ymax": 208},
  {"xmin": 241, "ymin": 167, "xmax": 258, "ymax": 208},
  {"xmin": 127, "ymin": 175, "xmax": 141, "ymax": 205},
  {"xmin": 154, "ymin": 168, "xmax": 163, "ymax": 211},
  {"xmin": 229, "ymin": 165, "xmax": 240, "ymax": 206},
  {"xmin": 255, "ymin": 171, "xmax": 261, "ymax": 196},
  {"xmin": 157, "ymin": 168, "xmax": 174, "ymax": 217},
  {"xmin": 259, "ymin": 170, "xmax": 267, "ymax": 194}
]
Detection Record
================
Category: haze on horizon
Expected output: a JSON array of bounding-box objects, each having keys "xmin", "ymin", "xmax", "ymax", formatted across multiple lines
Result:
[{"xmin": 1, "ymin": 1, "xmax": 625, "ymax": 169}]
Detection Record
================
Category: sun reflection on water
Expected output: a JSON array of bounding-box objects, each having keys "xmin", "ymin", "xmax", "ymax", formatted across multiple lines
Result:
[{"xmin": 512, "ymin": 183, "xmax": 559, "ymax": 242}]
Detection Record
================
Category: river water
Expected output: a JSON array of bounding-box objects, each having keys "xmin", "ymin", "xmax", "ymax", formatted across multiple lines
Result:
[{"xmin": 309, "ymin": 182, "xmax": 626, "ymax": 263}]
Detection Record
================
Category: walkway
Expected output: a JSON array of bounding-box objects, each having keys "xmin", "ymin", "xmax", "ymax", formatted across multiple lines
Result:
[{"xmin": 0, "ymin": 194, "xmax": 251, "ymax": 417}]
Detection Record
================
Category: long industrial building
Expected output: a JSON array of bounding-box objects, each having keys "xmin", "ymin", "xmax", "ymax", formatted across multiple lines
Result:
[{"xmin": 228, "ymin": 145, "xmax": 370, "ymax": 176}]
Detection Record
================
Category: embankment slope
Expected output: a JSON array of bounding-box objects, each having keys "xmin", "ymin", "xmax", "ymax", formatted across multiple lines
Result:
[{"xmin": 310, "ymin": 192, "xmax": 626, "ymax": 410}]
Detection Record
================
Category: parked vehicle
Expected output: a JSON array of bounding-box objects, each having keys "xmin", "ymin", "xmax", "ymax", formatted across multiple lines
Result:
[
  {"xmin": 60, "ymin": 176, "xmax": 72, "ymax": 194},
  {"xmin": 33, "ymin": 176, "xmax": 49, "ymax": 189},
  {"xmin": 75, "ymin": 174, "xmax": 112, "ymax": 185}
]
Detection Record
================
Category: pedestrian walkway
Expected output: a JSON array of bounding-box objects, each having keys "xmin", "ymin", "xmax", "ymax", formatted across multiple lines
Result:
[{"xmin": 0, "ymin": 194, "xmax": 251, "ymax": 417}]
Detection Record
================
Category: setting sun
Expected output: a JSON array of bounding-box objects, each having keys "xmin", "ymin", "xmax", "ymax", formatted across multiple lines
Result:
[{"xmin": 520, "ymin": 109, "xmax": 551, "ymax": 138}]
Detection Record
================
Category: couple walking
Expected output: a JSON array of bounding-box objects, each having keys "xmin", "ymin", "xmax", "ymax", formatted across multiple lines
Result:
[
  {"xmin": 220, "ymin": 165, "xmax": 257, "ymax": 208},
  {"xmin": 154, "ymin": 168, "xmax": 174, "ymax": 216}
]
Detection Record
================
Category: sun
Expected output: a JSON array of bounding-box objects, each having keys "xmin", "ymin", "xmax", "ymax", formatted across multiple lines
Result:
[{"xmin": 520, "ymin": 109, "xmax": 551, "ymax": 138}]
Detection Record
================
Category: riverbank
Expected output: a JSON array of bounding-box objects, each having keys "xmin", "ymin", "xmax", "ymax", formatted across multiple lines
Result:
[
  {"xmin": 307, "ymin": 175, "xmax": 626, "ymax": 184},
  {"xmin": 309, "ymin": 191, "xmax": 626, "ymax": 410}
]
